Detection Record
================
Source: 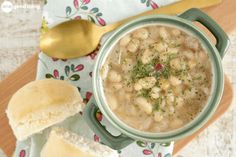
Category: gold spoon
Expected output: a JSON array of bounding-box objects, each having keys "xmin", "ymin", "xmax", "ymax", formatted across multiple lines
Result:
[{"xmin": 40, "ymin": 0, "xmax": 217, "ymax": 59}]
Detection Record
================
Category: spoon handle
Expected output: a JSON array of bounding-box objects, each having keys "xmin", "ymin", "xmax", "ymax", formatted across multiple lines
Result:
[{"xmin": 100, "ymin": 0, "xmax": 220, "ymax": 33}]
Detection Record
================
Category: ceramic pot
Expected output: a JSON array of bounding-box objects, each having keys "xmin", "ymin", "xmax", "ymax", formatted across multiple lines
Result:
[{"xmin": 84, "ymin": 8, "xmax": 229, "ymax": 150}]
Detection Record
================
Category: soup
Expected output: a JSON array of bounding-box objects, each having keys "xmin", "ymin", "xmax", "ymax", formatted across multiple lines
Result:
[{"xmin": 101, "ymin": 25, "xmax": 212, "ymax": 132}]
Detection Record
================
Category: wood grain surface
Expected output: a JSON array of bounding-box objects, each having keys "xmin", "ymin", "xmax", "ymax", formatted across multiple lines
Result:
[
  {"xmin": 0, "ymin": 54, "xmax": 38, "ymax": 156},
  {"xmin": 0, "ymin": 0, "xmax": 236, "ymax": 156}
]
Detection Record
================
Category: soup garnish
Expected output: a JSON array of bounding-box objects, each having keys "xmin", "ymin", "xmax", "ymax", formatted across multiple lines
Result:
[{"xmin": 101, "ymin": 25, "xmax": 212, "ymax": 132}]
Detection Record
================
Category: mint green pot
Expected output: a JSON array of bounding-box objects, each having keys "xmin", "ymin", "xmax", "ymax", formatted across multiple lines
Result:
[{"xmin": 84, "ymin": 8, "xmax": 229, "ymax": 150}]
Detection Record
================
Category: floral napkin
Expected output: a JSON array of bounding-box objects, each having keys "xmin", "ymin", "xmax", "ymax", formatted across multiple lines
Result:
[{"xmin": 14, "ymin": 0, "xmax": 182, "ymax": 157}]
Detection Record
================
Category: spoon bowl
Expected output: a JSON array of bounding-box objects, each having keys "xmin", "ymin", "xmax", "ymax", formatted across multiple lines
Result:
[{"xmin": 40, "ymin": 20, "xmax": 108, "ymax": 58}]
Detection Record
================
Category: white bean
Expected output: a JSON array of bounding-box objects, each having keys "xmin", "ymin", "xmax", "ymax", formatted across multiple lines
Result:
[
  {"xmin": 119, "ymin": 34, "xmax": 131, "ymax": 46},
  {"xmin": 159, "ymin": 79, "xmax": 170, "ymax": 90},
  {"xmin": 201, "ymin": 87, "xmax": 210, "ymax": 96},
  {"xmin": 168, "ymin": 106, "xmax": 175, "ymax": 114},
  {"xmin": 139, "ymin": 117, "xmax": 153, "ymax": 130},
  {"xmin": 167, "ymin": 47, "xmax": 179, "ymax": 54},
  {"xmin": 127, "ymin": 38, "xmax": 140, "ymax": 53},
  {"xmin": 128, "ymin": 105, "xmax": 138, "ymax": 116},
  {"xmin": 138, "ymin": 77, "xmax": 156, "ymax": 89},
  {"xmin": 141, "ymin": 49, "xmax": 156, "ymax": 64},
  {"xmin": 107, "ymin": 94, "xmax": 118, "ymax": 110},
  {"xmin": 153, "ymin": 111, "xmax": 163, "ymax": 122},
  {"xmin": 121, "ymin": 58, "xmax": 134, "ymax": 73},
  {"xmin": 188, "ymin": 59, "xmax": 197, "ymax": 69},
  {"xmin": 169, "ymin": 76, "xmax": 182, "ymax": 86},
  {"xmin": 185, "ymin": 36, "xmax": 199, "ymax": 50},
  {"xmin": 160, "ymin": 27, "xmax": 169, "ymax": 39},
  {"xmin": 108, "ymin": 70, "xmax": 122, "ymax": 82},
  {"xmin": 175, "ymin": 36, "xmax": 185, "ymax": 45},
  {"xmin": 170, "ymin": 58, "xmax": 182, "ymax": 70},
  {"xmin": 161, "ymin": 99, "xmax": 166, "ymax": 108},
  {"xmin": 183, "ymin": 50, "xmax": 195, "ymax": 59},
  {"xmin": 198, "ymin": 51, "xmax": 208, "ymax": 62},
  {"xmin": 166, "ymin": 93, "xmax": 175, "ymax": 105},
  {"xmin": 140, "ymin": 38, "xmax": 155, "ymax": 49},
  {"xmin": 176, "ymin": 97, "xmax": 184, "ymax": 108},
  {"xmin": 119, "ymin": 46, "xmax": 128, "ymax": 58},
  {"xmin": 148, "ymin": 26, "xmax": 160, "ymax": 40},
  {"xmin": 150, "ymin": 87, "xmax": 161, "ymax": 99},
  {"xmin": 151, "ymin": 42, "xmax": 167, "ymax": 52},
  {"xmin": 151, "ymin": 121, "xmax": 168, "ymax": 132},
  {"xmin": 134, "ymin": 82, "xmax": 143, "ymax": 91},
  {"xmin": 159, "ymin": 53, "xmax": 168, "ymax": 62},
  {"xmin": 171, "ymin": 29, "xmax": 181, "ymax": 37},
  {"xmin": 133, "ymin": 28, "xmax": 149, "ymax": 40},
  {"xmin": 135, "ymin": 97, "xmax": 153, "ymax": 115}
]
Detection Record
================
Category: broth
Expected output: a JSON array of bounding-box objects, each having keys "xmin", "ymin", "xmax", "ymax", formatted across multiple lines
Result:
[{"xmin": 101, "ymin": 25, "xmax": 212, "ymax": 132}]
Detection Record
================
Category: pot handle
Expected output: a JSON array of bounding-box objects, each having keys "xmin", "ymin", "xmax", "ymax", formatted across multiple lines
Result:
[
  {"xmin": 83, "ymin": 97, "xmax": 134, "ymax": 150},
  {"xmin": 179, "ymin": 8, "xmax": 229, "ymax": 58}
]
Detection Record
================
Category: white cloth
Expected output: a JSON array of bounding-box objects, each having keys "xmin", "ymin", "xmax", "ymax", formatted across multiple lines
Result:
[{"xmin": 14, "ymin": 0, "xmax": 180, "ymax": 157}]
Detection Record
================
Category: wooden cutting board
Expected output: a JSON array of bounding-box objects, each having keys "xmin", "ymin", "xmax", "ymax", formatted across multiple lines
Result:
[
  {"xmin": 0, "ymin": 0, "xmax": 235, "ymax": 156},
  {"xmin": 1, "ymin": 55, "xmax": 232, "ymax": 156}
]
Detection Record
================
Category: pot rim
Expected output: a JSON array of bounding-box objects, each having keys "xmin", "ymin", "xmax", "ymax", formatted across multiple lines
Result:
[{"xmin": 92, "ymin": 14, "xmax": 224, "ymax": 142}]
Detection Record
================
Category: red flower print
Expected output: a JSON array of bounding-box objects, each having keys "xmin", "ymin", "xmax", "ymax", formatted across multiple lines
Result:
[
  {"xmin": 96, "ymin": 16, "xmax": 106, "ymax": 26},
  {"xmin": 94, "ymin": 134, "xmax": 100, "ymax": 142},
  {"xmin": 88, "ymin": 52, "xmax": 97, "ymax": 60},
  {"xmin": 96, "ymin": 110, "xmax": 103, "ymax": 122},
  {"xmin": 88, "ymin": 44, "xmax": 101, "ymax": 59},
  {"xmin": 150, "ymin": 1, "xmax": 159, "ymax": 9},
  {"xmin": 19, "ymin": 150, "xmax": 26, "ymax": 157},
  {"xmin": 74, "ymin": 16, "xmax": 81, "ymax": 20},
  {"xmin": 52, "ymin": 57, "xmax": 58, "ymax": 61},
  {"xmin": 86, "ymin": 92, "xmax": 93, "ymax": 100},
  {"xmin": 53, "ymin": 70, "xmax": 59, "ymax": 78},
  {"xmin": 73, "ymin": 0, "xmax": 79, "ymax": 9},
  {"xmin": 83, "ymin": 91, "xmax": 93, "ymax": 103},
  {"xmin": 52, "ymin": 58, "xmax": 67, "ymax": 62},
  {"xmin": 158, "ymin": 153, "xmax": 162, "ymax": 157},
  {"xmin": 75, "ymin": 64, "xmax": 84, "ymax": 72},
  {"xmin": 82, "ymin": 0, "xmax": 90, "ymax": 4},
  {"xmin": 143, "ymin": 149, "xmax": 153, "ymax": 155},
  {"xmin": 89, "ymin": 72, "xmax": 92, "ymax": 77}
]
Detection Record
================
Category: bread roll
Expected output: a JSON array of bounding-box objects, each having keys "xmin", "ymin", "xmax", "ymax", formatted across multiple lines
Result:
[
  {"xmin": 6, "ymin": 79, "xmax": 84, "ymax": 140},
  {"xmin": 41, "ymin": 127, "xmax": 118, "ymax": 157}
]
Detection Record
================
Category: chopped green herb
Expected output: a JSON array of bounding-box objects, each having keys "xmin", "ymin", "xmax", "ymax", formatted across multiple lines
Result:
[
  {"xmin": 138, "ymin": 89, "xmax": 151, "ymax": 98},
  {"xmin": 131, "ymin": 60, "xmax": 154, "ymax": 81},
  {"xmin": 194, "ymin": 76, "xmax": 202, "ymax": 80},
  {"xmin": 162, "ymin": 66, "xmax": 171, "ymax": 79},
  {"xmin": 161, "ymin": 109, "xmax": 166, "ymax": 113},
  {"xmin": 108, "ymin": 63, "xmax": 113, "ymax": 68},
  {"xmin": 153, "ymin": 97, "xmax": 162, "ymax": 111},
  {"xmin": 153, "ymin": 103, "xmax": 160, "ymax": 111}
]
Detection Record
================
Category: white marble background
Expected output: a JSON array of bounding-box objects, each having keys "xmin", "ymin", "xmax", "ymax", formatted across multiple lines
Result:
[{"xmin": 0, "ymin": 0, "xmax": 235, "ymax": 157}]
